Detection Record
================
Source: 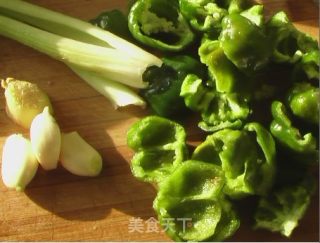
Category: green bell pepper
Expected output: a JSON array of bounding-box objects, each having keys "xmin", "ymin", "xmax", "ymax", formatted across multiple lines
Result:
[
  {"xmin": 240, "ymin": 4, "xmax": 264, "ymax": 27},
  {"xmin": 128, "ymin": 0, "xmax": 195, "ymax": 51},
  {"xmin": 270, "ymin": 101, "xmax": 317, "ymax": 153},
  {"xmin": 180, "ymin": 74, "xmax": 250, "ymax": 132},
  {"xmin": 266, "ymin": 11, "xmax": 319, "ymax": 64},
  {"xmin": 227, "ymin": 0, "xmax": 250, "ymax": 14},
  {"xmin": 299, "ymin": 51, "xmax": 320, "ymax": 81},
  {"xmin": 141, "ymin": 55, "xmax": 206, "ymax": 117},
  {"xmin": 270, "ymin": 101, "xmax": 316, "ymax": 156},
  {"xmin": 254, "ymin": 177, "xmax": 316, "ymax": 238},
  {"xmin": 153, "ymin": 160, "xmax": 240, "ymax": 241},
  {"xmin": 179, "ymin": 0, "xmax": 228, "ymax": 34},
  {"xmin": 271, "ymin": 99, "xmax": 318, "ymax": 165},
  {"xmin": 199, "ymin": 38, "xmax": 250, "ymax": 94},
  {"xmin": 293, "ymin": 50, "xmax": 320, "ymax": 82},
  {"xmin": 179, "ymin": 0, "xmax": 253, "ymax": 36},
  {"xmin": 127, "ymin": 116, "xmax": 188, "ymax": 184},
  {"xmin": 219, "ymin": 13, "xmax": 272, "ymax": 74},
  {"xmin": 192, "ymin": 122, "xmax": 276, "ymax": 198},
  {"xmin": 287, "ymin": 82, "xmax": 320, "ymax": 124}
]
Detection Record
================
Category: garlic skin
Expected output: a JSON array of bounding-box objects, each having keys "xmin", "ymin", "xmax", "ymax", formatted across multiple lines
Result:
[
  {"xmin": 30, "ymin": 106, "xmax": 61, "ymax": 170},
  {"xmin": 1, "ymin": 134, "xmax": 39, "ymax": 191},
  {"xmin": 60, "ymin": 132, "xmax": 103, "ymax": 176},
  {"xmin": 1, "ymin": 77, "xmax": 53, "ymax": 129}
]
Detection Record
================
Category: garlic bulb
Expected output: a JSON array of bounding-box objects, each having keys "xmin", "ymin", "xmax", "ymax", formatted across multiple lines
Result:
[
  {"xmin": 60, "ymin": 132, "xmax": 103, "ymax": 176},
  {"xmin": 30, "ymin": 106, "xmax": 61, "ymax": 170},
  {"xmin": 1, "ymin": 134, "xmax": 39, "ymax": 191},
  {"xmin": 1, "ymin": 77, "xmax": 53, "ymax": 129}
]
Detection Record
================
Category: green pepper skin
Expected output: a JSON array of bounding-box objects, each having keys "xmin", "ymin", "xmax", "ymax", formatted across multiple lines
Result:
[
  {"xmin": 270, "ymin": 101, "xmax": 317, "ymax": 153},
  {"xmin": 153, "ymin": 160, "xmax": 240, "ymax": 242},
  {"xmin": 180, "ymin": 74, "xmax": 250, "ymax": 132},
  {"xmin": 179, "ymin": 0, "xmax": 252, "ymax": 36},
  {"xmin": 287, "ymin": 82, "xmax": 320, "ymax": 124},
  {"xmin": 142, "ymin": 55, "xmax": 206, "ymax": 117},
  {"xmin": 266, "ymin": 11, "xmax": 319, "ymax": 64},
  {"xmin": 192, "ymin": 123, "xmax": 276, "ymax": 198},
  {"xmin": 240, "ymin": 4, "xmax": 264, "ymax": 27},
  {"xmin": 244, "ymin": 122, "xmax": 276, "ymax": 174},
  {"xmin": 127, "ymin": 116, "xmax": 188, "ymax": 184},
  {"xmin": 266, "ymin": 11, "xmax": 297, "ymax": 63},
  {"xmin": 227, "ymin": 0, "xmax": 250, "ymax": 14},
  {"xmin": 254, "ymin": 177, "xmax": 316, "ymax": 238},
  {"xmin": 128, "ymin": 0, "xmax": 195, "ymax": 52},
  {"xmin": 179, "ymin": 0, "xmax": 228, "ymax": 34},
  {"xmin": 219, "ymin": 13, "xmax": 271, "ymax": 73},
  {"xmin": 299, "ymin": 51, "xmax": 319, "ymax": 80},
  {"xmin": 199, "ymin": 39, "xmax": 247, "ymax": 93},
  {"xmin": 90, "ymin": 9, "xmax": 133, "ymax": 41},
  {"xmin": 293, "ymin": 50, "xmax": 320, "ymax": 82}
]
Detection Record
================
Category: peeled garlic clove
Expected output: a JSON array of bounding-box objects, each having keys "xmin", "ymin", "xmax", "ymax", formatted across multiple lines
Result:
[
  {"xmin": 30, "ymin": 106, "xmax": 61, "ymax": 170},
  {"xmin": 1, "ymin": 77, "xmax": 53, "ymax": 129},
  {"xmin": 60, "ymin": 132, "xmax": 103, "ymax": 177},
  {"xmin": 1, "ymin": 134, "xmax": 39, "ymax": 191}
]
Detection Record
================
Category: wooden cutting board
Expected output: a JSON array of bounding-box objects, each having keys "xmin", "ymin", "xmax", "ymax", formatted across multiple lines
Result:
[{"xmin": 0, "ymin": 0, "xmax": 318, "ymax": 241}]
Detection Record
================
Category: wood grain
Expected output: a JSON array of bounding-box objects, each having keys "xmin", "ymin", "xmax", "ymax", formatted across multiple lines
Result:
[{"xmin": 0, "ymin": 0, "xmax": 318, "ymax": 241}]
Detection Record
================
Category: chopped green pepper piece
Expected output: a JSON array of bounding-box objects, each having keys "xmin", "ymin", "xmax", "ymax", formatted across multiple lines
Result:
[
  {"xmin": 179, "ymin": 0, "xmax": 228, "ymax": 34},
  {"xmin": 293, "ymin": 50, "xmax": 320, "ymax": 82},
  {"xmin": 127, "ymin": 116, "xmax": 188, "ymax": 184},
  {"xmin": 226, "ymin": 0, "xmax": 250, "ymax": 13},
  {"xmin": 179, "ymin": 0, "xmax": 252, "ymax": 36},
  {"xmin": 266, "ymin": 11, "xmax": 319, "ymax": 64},
  {"xmin": 287, "ymin": 82, "xmax": 320, "ymax": 124},
  {"xmin": 128, "ymin": 0, "xmax": 195, "ymax": 51},
  {"xmin": 181, "ymin": 74, "xmax": 250, "ymax": 132},
  {"xmin": 153, "ymin": 160, "xmax": 240, "ymax": 241},
  {"xmin": 180, "ymin": 74, "xmax": 215, "ymax": 111},
  {"xmin": 244, "ymin": 122, "xmax": 277, "ymax": 172},
  {"xmin": 199, "ymin": 39, "xmax": 247, "ymax": 93},
  {"xmin": 219, "ymin": 13, "xmax": 271, "ymax": 73},
  {"xmin": 254, "ymin": 177, "xmax": 316, "ymax": 237},
  {"xmin": 299, "ymin": 51, "xmax": 320, "ymax": 80},
  {"xmin": 240, "ymin": 5, "xmax": 264, "ymax": 27},
  {"xmin": 270, "ymin": 101, "xmax": 317, "ymax": 153},
  {"xmin": 192, "ymin": 123, "xmax": 276, "ymax": 198},
  {"xmin": 142, "ymin": 55, "xmax": 206, "ymax": 117}
]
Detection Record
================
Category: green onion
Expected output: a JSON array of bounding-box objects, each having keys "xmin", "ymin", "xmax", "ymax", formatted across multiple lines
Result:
[{"xmin": 0, "ymin": 0, "xmax": 162, "ymax": 107}]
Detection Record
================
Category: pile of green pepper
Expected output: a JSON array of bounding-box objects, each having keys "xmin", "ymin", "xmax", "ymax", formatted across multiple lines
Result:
[{"xmin": 91, "ymin": 0, "xmax": 319, "ymax": 241}]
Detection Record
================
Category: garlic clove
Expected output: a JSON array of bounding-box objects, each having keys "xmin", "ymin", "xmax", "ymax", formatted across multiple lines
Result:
[
  {"xmin": 59, "ymin": 132, "xmax": 103, "ymax": 177},
  {"xmin": 1, "ymin": 77, "xmax": 53, "ymax": 129},
  {"xmin": 1, "ymin": 134, "xmax": 39, "ymax": 191},
  {"xmin": 30, "ymin": 106, "xmax": 61, "ymax": 170}
]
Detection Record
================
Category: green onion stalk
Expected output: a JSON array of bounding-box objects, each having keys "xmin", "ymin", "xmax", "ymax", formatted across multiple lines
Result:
[{"xmin": 0, "ymin": 0, "xmax": 163, "ymax": 108}]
